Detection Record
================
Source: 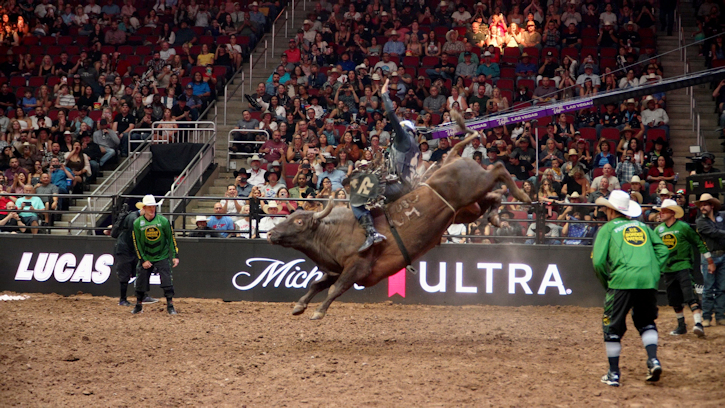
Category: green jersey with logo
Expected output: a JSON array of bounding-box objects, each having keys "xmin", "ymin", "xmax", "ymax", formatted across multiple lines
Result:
[
  {"xmin": 592, "ymin": 217, "xmax": 669, "ymax": 290},
  {"xmin": 132, "ymin": 214, "xmax": 178, "ymax": 263},
  {"xmin": 655, "ymin": 220, "xmax": 709, "ymax": 273}
]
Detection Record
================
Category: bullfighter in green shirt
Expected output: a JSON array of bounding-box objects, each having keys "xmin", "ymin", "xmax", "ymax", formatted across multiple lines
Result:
[
  {"xmin": 654, "ymin": 199, "xmax": 713, "ymax": 337},
  {"xmin": 592, "ymin": 190, "xmax": 669, "ymax": 387},
  {"xmin": 132, "ymin": 195, "xmax": 180, "ymax": 315}
]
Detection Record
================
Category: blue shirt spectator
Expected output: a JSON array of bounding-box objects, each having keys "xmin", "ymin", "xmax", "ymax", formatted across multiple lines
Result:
[
  {"xmin": 191, "ymin": 81, "xmax": 211, "ymax": 97},
  {"xmin": 383, "ymin": 37, "xmax": 405, "ymax": 56},
  {"xmin": 317, "ymin": 162, "xmax": 346, "ymax": 191},
  {"xmin": 207, "ymin": 214, "xmax": 235, "ymax": 238},
  {"xmin": 101, "ymin": 1, "xmax": 121, "ymax": 17}
]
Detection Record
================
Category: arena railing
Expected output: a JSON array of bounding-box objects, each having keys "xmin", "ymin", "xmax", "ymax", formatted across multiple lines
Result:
[
  {"xmin": 226, "ymin": 129, "xmax": 270, "ymax": 171},
  {"xmin": 4, "ymin": 196, "xmax": 664, "ymax": 243}
]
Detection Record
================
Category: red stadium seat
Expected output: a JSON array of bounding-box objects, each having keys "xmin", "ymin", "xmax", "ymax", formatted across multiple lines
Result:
[
  {"xmin": 518, "ymin": 79, "xmax": 535, "ymax": 91},
  {"xmin": 136, "ymin": 45, "xmax": 152, "ymax": 56},
  {"xmin": 28, "ymin": 77, "xmax": 45, "ymax": 88},
  {"xmin": 503, "ymin": 47, "xmax": 520, "ymax": 58},
  {"xmin": 581, "ymin": 47, "xmax": 598, "ymax": 60},
  {"xmin": 579, "ymin": 127, "xmax": 597, "ymax": 141},
  {"xmin": 542, "ymin": 47, "xmax": 559, "ymax": 59},
  {"xmin": 647, "ymin": 128, "xmax": 667, "ymax": 143},
  {"xmin": 65, "ymin": 45, "xmax": 80, "ymax": 56},
  {"xmin": 601, "ymin": 128, "xmax": 620, "ymax": 141},
  {"xmin": 600, "ymin": 48, "xmax": 617, "ymax": 58},
  {"xmin": 46, "ymin": 45, "xmax": 62, "ymax": 56},
  {"xmin": 523, "ymin": 47, "xmax": 539, "ymax": 59},
  {"xmin": 89, "ymin": 110, "xmax": 102, "ymax": 122},
  {"xmin": 101, "ymin": 45, "xmax": 116, "ymax": 54},
  {"xmin": 28, "ymin": 45, "xmax": 44, "ymax": 56},
  {"xmin": 421, "ymin": 56, "xmax": 438, "ymax": 67},
  {"xmin": 22, "ymin": 36, "xmax": 39, "ymax": 46},
  {"xmin": 592, "ymin": 168, "xmax": 604, "ymax": 178},
  {"xmin": 39, "ymin": 37, "xmax": 56, "ymax": 46},
  {"xmin": 48, "ymin": 109, "xmax": 59, "ymax": 121},
  {"xmin": 57, "ymin": 36, "xmax": 73, "ymax": 46},
  {"xmin": 402, "ymin": 56, "xmax": 419, "ymax": 67},
  {"xmin": 500, "ymin": 67, "xmax": 515, "ymax": 78},
  {"xmin": 47, "ymin": 76, "xmax": 60, "ymax": 88},
  {"xmin": 68, "ymin": 110, "xmax": 80, "ymax": 121},
  {"xmin": 496, "ymin": 79, "xmax": 514, "ymax": 91},
  {"xmin": 9, "ymin": 77, "xmax": 26, "ymax": 87},
  {"xmin": 118, "ymin": 45, "xmax": 134, "ymax": 55},
  {"xmin": 560, "ymin": 47, "xmax": 578, "ymax": 61}
]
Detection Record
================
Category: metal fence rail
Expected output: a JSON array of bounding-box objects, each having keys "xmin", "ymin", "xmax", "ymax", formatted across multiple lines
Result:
[{"xmin": 226, "ymin": 129, "xmax": 269, "ymax": 171}]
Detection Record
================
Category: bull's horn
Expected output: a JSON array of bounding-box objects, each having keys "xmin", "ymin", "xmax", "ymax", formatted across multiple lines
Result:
[{"xmin": 313, "ymin": 197, "xmax": 335, "ymax": 220}]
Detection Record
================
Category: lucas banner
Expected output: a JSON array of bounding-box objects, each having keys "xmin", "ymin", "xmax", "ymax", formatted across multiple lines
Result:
[{"xmin": 0, "ymin": 236, "xmax": 624, "ymax": 306}]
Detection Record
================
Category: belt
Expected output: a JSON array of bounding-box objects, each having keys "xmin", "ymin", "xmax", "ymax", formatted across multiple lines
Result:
[{"xmin": 712, "ymin": 250, "xmax": 725, "ymax": 257}]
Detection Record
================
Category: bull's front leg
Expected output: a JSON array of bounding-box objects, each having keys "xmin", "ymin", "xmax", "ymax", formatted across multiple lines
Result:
[
  {"xmin": 292, "ymin": 272, "xmax": 338, "ymax": 316},
  {"xmin": 491, "ymin": 162, "xmax": 531, "ymax": 204},
  {"xmin": 311, "ymin": 260, "xmax": 371, "ymax": 320}
]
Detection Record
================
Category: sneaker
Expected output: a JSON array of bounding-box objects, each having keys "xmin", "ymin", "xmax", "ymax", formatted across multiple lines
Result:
[
  {"xmin": 601, "ymin": 370, "xmax": 620, "ymax": 387},
  {"xmin": 142, "ymin": 296, "xmax": 159, "ymax": 305},
  {"xmin": 669, "ymin": 324, "xmax": 686, "ymax": 335},
  {"xmin": 646, "ymin": 358, "xmax": 662, "ymax": 382},
  {"xmin": 131, "ymin": 304, "xmax": 143, "ymax": 314},
  {"xmin": 693, "ymin": 323, "xmax": 705, "ymax": 338},
  {"xmin": 118, "ymin": 299, "xmax": 132, "ymax": 306},
  {"xmin": 167, "ymin": 304, "xmax": 177, "ymax": 315}
]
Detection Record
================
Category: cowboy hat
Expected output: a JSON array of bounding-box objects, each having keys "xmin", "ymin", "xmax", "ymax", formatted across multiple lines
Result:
[
  {"xmin": 263, "ymin": 200, "xmax": 279, "ymax": 213},
  {"xmin": 264, "ymin": 170, "xmax": 281, "ymax": 182},
  {"xmin": 567, "ymin": 148, "xmax": 578, "ymax": 156},
  {"xmin": 270, "ymin": 160, "xmax": 282, "ymax": 168},
  {"xmin": 498, "ymin": 208, "xmax": 515, "ymax": 218},
  {"xmin": 695, "ymin": 193, "xmax": 721, "ymax": 210},
  {"xmin": 625, "ymin": 98, "xmax": 636, "ymax": 104},
  {"xmin": 247, "ymin": 154, "xmax": 262, "ymax": 165},
  {"xmin": 654, "ymin": 198, "xmax": 684, "ymax": 218},
  {"xmin": 659, "ymin": 188, "xmax": 673, "ymax": 197},
  {"xmin": 140, "ymin": 194, "xmax": 160, "ymax": 207},
  {"xmin": 595, "ymin": 189, "xmax": 642, "ymax": 218},
  {"xmin": 445, "ymin": 30, "xmax": 457, "ymax": 41},
  {"xmin": 568, "ymin": 191, "xmax": 581, "ymax": 199},
  {"xmin": 530, "ymin": 224, "xmax": 552, "ymax": 234},
  {"xmin": 620, "ymin": 125, "xmax": 634, "ymax": 135},
  {"xmin": 371, "ymin": 73, "xmax": 381, "ymax": 81},
  {"xmin": 135, "ymin": 202, "xmax": 145, "ymax": 210},
  {"xmin": 195, "ymin": 215, "xmax": 208, "ymax": 223},
  {"xmin": 630, "ymin": 175, "xmax": 645, "ymax": 185},
  {"xmin": 629, "ymin": 191, "xmax": 643, "ymax": 204},
  {"xmin": 233, "ymin": 169, "xmax": 250, "ymax": 178}
]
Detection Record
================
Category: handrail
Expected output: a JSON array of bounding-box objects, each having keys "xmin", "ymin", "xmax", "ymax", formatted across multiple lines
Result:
[
  {"xmin": 227, "ymin": 129, "xmax": 269, "ymax": 171},
  {"xmin": 223, "ymin": 68, "xmax": 245, "ymax": 125},
  {"xmin": 271, "ymin": 6, "xmax": 288, "ymax": 59},
  {"xmin": 249, "ymin": 40, "xmax": 269, "ymax": 93}
]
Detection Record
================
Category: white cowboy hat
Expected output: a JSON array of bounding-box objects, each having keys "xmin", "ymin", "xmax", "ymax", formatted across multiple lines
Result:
[
  {"xmin": 270, "ymin": 160, "xmax": 281, "ymax": 167},
  {"xmin": 247, "ymin": 154, "xmax": 262, "ymax": 164},
  {"xmin": 658, "ymin": 188, "xmax": 673, "ymax": 197},
  {"xmin": 195, "ymin": 215, "xmax": 208, "ymax": 223},
  {"xmin": 140, "ymin": 194, "xmax": 160, "ymax": 207},
  {"xmin": 695, "ymin": 193, "xmax": 721, "ymax": 210},
  {"xmin": 568, "ymin": 191, "xmax": 581, "ymax": 199},
  {"xmin": 371, "ymin": 73, "xmax": 381, "ymax": 80},
  {"xmin": 654, "ymin": 199, "xmax": 684, "ymax": 218},
  {"xmin": 630, "ymin": 175, "xmax": 645, "ymax": 185},
  {"xmin": 263, "ymin": 200, "xmax": 279, "ymax": 213},
  {"xmin": 595, "ymin": 190, "xmax": 642, "ymax": 218}
]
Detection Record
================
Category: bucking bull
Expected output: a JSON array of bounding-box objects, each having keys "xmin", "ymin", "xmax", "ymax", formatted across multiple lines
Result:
[{"xmin": 268, "ymin": 112, "xmax": 531, "ymax": 320}]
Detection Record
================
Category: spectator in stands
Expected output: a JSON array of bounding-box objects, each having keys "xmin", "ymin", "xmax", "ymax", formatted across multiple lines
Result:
[
  {"xmin": 532, "ymin": 77, "xmax": 557, "ymax": 105},
  {"xmin": 258, "ymin": 201, "xmax": 284, "ymax": 239},
  {"xmin": 207, "ymin": 202, "xmax": 235, "ymax": 238},
  {"xmin": 104, "ymin": 20, "xmax": 126, "ymax": 45},
  {"xmin": 506, "ymin": 151, "xmax": 536, "ymax": 184},
  {"xmin": 14, "ymin": 184, "xmax": 44, "ymax": 234},
  {"xmin": 641, "ymin": 96, "xmax": 670, "ymax": 139},
  {"xmin": 593, "ymin": 140, "xmax": 616, "ymax": 169},
  {"xmin": 615, "ymin": 149, "xmax": 643, "ymax": 185},
  {"xmin": 596, "ymin": 102, "xmax": 623, "ymax": 137},
  {"xmin": 647, "ymin": 155, "xmax": 675, "ymax": 184},
  {"xmin": 539, "ymin": 138, "xmax": 564, "ymax": 168},
  {"xmin": 423, "ymin": 86, "xmax": 446, "ymax": 115},
  {"xmin": 590, "ymin": 164, "xmax": 621, "ymax": 194},
  {"xmin": 93, "ymin": 119, "xmax": 119, "ymax": 167},
  {"xmin": 515, "ymin": 53, "xmax": 537, "ymax": 83},
  {"xmin": 520, "ymin": 20, "xmax": 541, "ymax": 51},
  {"xmin": 4, "ymin": 157, "xmax": 29, "ymax": 185},
  {"xmin": 0, "ymin": 83, "xmax": 17, "ymax": 110}
]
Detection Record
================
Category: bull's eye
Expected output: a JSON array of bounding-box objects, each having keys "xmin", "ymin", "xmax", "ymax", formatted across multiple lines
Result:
[{"xmin": 295, "ymin": 219, "xmax": 303, "ymax": 226}]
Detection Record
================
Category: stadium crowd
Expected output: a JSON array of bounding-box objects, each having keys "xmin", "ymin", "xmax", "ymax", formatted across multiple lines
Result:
[
  {"xmin": 0, "ymin": 0, "xmax": 277, "ymax": 233},
  {"xmin": 218, "ymin": 0, "xmax": 705, "ymax": 242}
]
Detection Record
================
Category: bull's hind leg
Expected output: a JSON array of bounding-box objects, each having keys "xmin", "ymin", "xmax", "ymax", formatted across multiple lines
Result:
[
  {"xmin": 292, "ymin": 272, "xmax": 338, "ymax": 316},
  {"xmin": 490, "ymin": 162, "xmax": 531, "ymax": 203},
  {"xmin": 310, "ymin": 261, "xmax": 370, "ymax": 320}
]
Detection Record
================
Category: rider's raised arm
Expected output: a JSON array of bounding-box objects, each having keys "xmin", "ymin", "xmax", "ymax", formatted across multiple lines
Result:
[{"xmin": 381, "ymin": 79, "xmax": 411, "ymax": 151}]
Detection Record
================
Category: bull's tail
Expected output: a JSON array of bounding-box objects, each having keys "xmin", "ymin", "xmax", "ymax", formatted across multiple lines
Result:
[{"xmin": 442, "ymin": 110, "xmax": 479, "ymax": 167}]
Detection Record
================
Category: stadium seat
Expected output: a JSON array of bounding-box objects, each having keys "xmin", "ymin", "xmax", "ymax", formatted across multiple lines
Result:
[
  {"xmin": 592, "ymin": 168, "xmax": 604, "ymax": 178},
  {"xmin": 421, "ymin": 56, "xmax": 438, "ymax": 67},
  {"xmin": 600, "ymin": 48, "xmax": 617, "ymax": 58},
  {"xmin": 39, "ymin": 37, "xmax": 56, "ymax": 46},
  {"xmin": 46, "ymin": 45, "xmax": 63, "ymax": 56},
  {"xmin": 57, "ymin": 36, "xmax": 73, "ymax": 46},
  {"xmin": 28, "ymin": 77, "xmax": 45, "ymax": 88},
  {"xmin": 402, "ymin": 56, "xmax": 419, "ymax": 67},
  {"xmin": 9, "ymin": 77, "xmax": 26, "ymax": 87},
  {"xmin": 601, "ymin": 128, "xmax": 620, "ymax": 141},
  {"xmin": 497, "ymin": 79, "xmax": 514, "ymax": 91},
  {"xmin": 647, "ymin": 128, "xmax": 667, "ymax": 143},
  {"xmin": 560, "ymin": 47, "xmax": 578, "ymax": 61}
]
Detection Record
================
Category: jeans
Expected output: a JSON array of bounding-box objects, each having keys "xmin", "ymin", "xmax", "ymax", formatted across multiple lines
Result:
[
  {"xmin": 100, "ymin": 148, "xmax": 116, "ymax": 166},
  {"xmin": 425, "ymin": 68, "xmax": 451, "ymax": 81},
  {"xmin": 701, "ymin": 254, "xmax": 725, "ymax": 322}
]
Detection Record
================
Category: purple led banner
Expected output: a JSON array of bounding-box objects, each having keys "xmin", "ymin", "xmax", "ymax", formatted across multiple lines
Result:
[{"xmin": 429, "ymin": 99, "xmax": 594, "ymax": 139}]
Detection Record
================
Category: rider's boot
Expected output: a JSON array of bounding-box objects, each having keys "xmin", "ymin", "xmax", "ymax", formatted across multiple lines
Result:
[{"xmin": 358, "ymin": 213, "xmax": 386, "ymax": 252}]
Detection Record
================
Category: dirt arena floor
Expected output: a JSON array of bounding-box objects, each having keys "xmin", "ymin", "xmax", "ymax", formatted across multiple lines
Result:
[{"xmin": 1, "ymin": 292, "xmax": 724, "ymax": 407}]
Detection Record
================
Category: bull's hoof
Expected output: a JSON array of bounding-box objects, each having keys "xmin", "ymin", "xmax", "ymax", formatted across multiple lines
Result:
[
  {"xmin": 291, "ymin": 304, "xmax": 306, "ymax": 316},
  {"xmin": 310, "ymin": 311, "xmax": 326, "ymax": 320}
]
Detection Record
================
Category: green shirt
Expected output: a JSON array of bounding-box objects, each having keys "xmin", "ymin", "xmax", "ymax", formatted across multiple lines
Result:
[
  {"xmin": 132, "ymin": 214, "xmax": 178, "ymax": 263},
  {"xmin": 655, "ymin": 220, "xmax": 709, "ymax": 273},
  {"xmin": 592, "ymin": 217, "xmax": 668, "ymax": 290}
]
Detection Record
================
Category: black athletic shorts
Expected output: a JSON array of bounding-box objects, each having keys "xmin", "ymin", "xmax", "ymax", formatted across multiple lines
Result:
[
  {"xmin": 115, "ymin": 253, "xmax": 138, "ymax": 284},
  {"xmin": 602, "ymin": 289, "xmax": 659, "ymax": 342},
  {"xmin": 664, "ymin": 269, "xmax": 698, "ymax": 308},
  {"xmin": 134, "ymin": 259, "xmax": 174, "ymax": 293}
]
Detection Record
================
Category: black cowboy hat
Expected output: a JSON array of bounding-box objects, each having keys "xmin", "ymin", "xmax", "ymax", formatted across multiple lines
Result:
[
  {"xmin": 264, "ymin": 170, "xmax": 281, "ymax": 182},
  {"xmin": 530, "ymin": 224, "xmax": 552, "ymax": 234},
  {"xmin": 233, "ymin": 169, "xmax": 250, "ymax": 178},
  {"xmin": 498, "ymin": 208, "xmax": 515, "ymax": 219}
]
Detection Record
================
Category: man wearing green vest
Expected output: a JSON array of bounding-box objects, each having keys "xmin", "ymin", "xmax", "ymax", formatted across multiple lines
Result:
[
  {"xmin": 132, "ymin": 195, "xmax": 180, "ymax": 315},
  {"xmin": 592, "ymin": 190, "xmax": 669, "ymax": 387},
  {"xmin": 654, "ymin": 199, "xmax": 712, "ymax": 337}
]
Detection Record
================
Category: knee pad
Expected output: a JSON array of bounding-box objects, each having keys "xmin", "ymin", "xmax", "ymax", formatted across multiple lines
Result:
[
  {"xmin": 637, "ymin": 324, "xmax": 657, "ymax": 335},
  {"xmin": 689, "ymin": 302, "xmax": 701, "ymax": 312},
  {"xmin": 603, "ymin": 334, "xmax": 621, "ymax": 342}
]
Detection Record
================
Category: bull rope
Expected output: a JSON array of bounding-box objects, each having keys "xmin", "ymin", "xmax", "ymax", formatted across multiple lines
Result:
[{"xmin": 420, "ymin": 183, "xmax": 456, "ymax": 215}]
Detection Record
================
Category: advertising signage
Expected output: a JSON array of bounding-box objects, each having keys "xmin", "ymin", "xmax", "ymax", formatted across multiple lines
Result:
[{"xmin": 0, "ymin": 236, "xmax": 605, "ymax": 307}]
